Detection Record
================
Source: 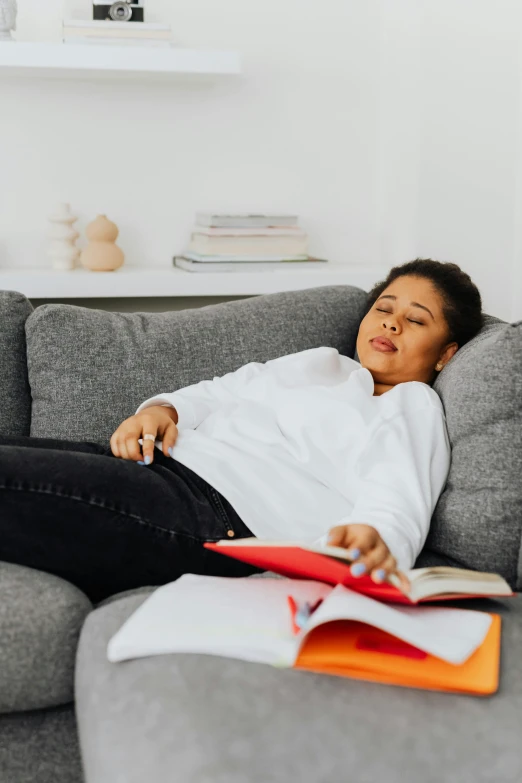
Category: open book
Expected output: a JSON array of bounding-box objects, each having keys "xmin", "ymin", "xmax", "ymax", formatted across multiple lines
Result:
[
  {"xmin": 204, "ymin": 538, "xmax": 515, "ymax": 604},
  {"xmin": 107, "ymin": 574, "xmax": 501, "ymax": 695}
]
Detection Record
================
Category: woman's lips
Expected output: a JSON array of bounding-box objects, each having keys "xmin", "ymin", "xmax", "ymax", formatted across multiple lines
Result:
[{"xmin": 371, "ymin": 338, "xmax": 397, "ymax": 352}]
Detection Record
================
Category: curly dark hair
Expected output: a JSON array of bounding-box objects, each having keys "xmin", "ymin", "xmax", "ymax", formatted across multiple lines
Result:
[{"xmin": 364, "ymin": 258, "xmax": 484, "ymax": 361}]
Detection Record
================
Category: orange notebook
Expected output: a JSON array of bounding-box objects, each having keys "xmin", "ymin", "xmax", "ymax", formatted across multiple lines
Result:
[
  {"xmin": 293, "ymin": 615, "xmax": 501, "ymax": 696},
  {"xmin": 205, "ymin": 539, "xmax": 515, "ymax": 605},
  {"xmin": 108, "ymin": 574, "xmax": 502, "ymax": 696}
]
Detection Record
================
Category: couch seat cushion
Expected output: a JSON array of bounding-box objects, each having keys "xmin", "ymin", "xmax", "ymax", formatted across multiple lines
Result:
[
  {"xmin": 0, "ymin": 562, "xmax": 92, "ymax": 713},
  {"xmin": 76, "ymin": 589, "xmax": 522, "ymax": 783}
]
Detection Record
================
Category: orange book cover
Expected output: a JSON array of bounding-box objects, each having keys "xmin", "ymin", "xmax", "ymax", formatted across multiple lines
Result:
[{"xmin": 292, "ymin": 614, "xmax": 501, "ymax": 695}]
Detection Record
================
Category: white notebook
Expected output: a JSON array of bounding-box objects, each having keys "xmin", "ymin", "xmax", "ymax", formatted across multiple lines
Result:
[{"xmin": 107, "ymin": 575, "xmax": 493, "ymax": 668}]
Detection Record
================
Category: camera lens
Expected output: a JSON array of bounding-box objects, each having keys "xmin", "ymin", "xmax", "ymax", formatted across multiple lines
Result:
[{"xmin": 109, "ymin": 2, "xmax": 132, "ymax": 21}]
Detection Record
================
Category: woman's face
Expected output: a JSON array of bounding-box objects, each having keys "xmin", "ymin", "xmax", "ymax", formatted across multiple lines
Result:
[{"xmin": 356, "ymin": 275, "xmax": 459, "ymax": 393}]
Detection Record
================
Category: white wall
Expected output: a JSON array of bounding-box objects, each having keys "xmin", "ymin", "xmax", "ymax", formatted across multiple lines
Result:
[
  {"xmin": 1, "ymin": 0, "xmax": 521, "ymax": 320},
  {"xmin": 416, "ymin": 0, "xmax": 522, "ymax": 322}
]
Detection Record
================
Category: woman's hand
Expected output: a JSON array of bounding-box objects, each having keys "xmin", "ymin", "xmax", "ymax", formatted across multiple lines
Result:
[
  {"xmin": 327, "ymin": 523, "xmax": 410, "ymax": 591},
  {"xmin": 110, "ymin": 405, "xmax": 179, "ymax": 464}
]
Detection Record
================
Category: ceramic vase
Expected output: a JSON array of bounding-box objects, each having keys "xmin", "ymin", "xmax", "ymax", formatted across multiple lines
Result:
[
  {"xmin": 0, "ymin": 0, "xmax": 17, "ymax": 41},
  {"xmin": 47, "ymin": 203, "xmax": 80, "ymax": 271},
  {"xmin": 80, "ymin": 214, "xmax": 124, "ymax": 272}
]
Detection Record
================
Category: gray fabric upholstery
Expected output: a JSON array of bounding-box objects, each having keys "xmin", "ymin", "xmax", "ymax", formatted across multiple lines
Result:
[
  {"xmin": 76, "ymin": 589, "xmax": 522, "ymax": 783},
  {"xmin": 0, "ymin": 283, "xmax": 521, "ymax": 783},
  {"xmin": 0, "ymin": 285, "xmax": 367, "ymax": 779},
  {"xmin": 0, "ymin": 562, "xmax": 92, "ymax": 713},
  {"xmin": 0, "ymin": 290, "xmax": 33, "ymax": 436},
  {"xmin": 421, "ymin": 317, "xmax": 522, "ymax": 590},
  {"xmin": 0, "ymin": 704, "xmax": 83, "ymax": 783},
  {"xmin": 25, "ymin": 286, "xmax": 368, "ymax": 443}
]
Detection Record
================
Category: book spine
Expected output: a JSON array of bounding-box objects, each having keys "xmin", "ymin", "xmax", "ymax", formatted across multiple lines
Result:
[
  {"xmin": 63, "ymin": 19, "xmax": 171, "ymax": 31},
  {"xmin": 182, "ymin": 251, "xmax": 310, "ymax": 262},
  {"xmin": 63, "ymin": 38, "xmax": 171, "ymax": 46},
  {"xmin": 192, "ymin": 227, "xmax": 306, "ymax": 238},
  {"xmin": 188, "ymin": 236, "xmax": 309, "ymax": 256},
  {"xmin": 174, "ymin": 258, "xmax": 325, "ymax": 273},
  {"xmin": 63, "ymin": 28, "xmax": 172, "ymax": 39},
  {"xmin": 196, "ymin": 213, "xmax": 299, "ymax": 228}
]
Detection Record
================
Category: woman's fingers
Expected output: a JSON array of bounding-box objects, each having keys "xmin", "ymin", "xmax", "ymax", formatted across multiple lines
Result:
[
  {"xmin": 327, "ymin": 523, "xmax": 376, "ymax": 558},
  {"xmin": 138, "ymin": 419, "xmax": 158, "ymax": 464},
  {"xmin": 395, "ymin": 570, "xmax": 411, "ymax": 592},
  {"xmin": 327, "ymin": 524, "xmax": 406, "ymax": 586},
  {"xmin": 139, "ymin": 419, "xmax": 179, "ymax": 464},
  {"xmin": 160, "ymin": 421, "xmax": 179, "ymax": 458},
  {"xmin": 326, "ymin": 525, "xmax": 350, "ymax": 548},
  {"xmin": 119, "ymin": 438, "xmax": 130, "ymax": 461},
  {"xmin": 350, "ymin": 540, "xmax": 391, "ymax": 577},
  {"xmin": 368, "ymin": 552, "xmax": 397, "ymax": 583},
  {"xmin": 109, "ymin": 412, "xmax": 180, "ymax": 464},
  {"xmin": 109, "ymin": 432, "xmax": 120, "ymax": 458},
  {"xmin": 112, "ymin": 415, "xmax": 157, "ymax": 463}
]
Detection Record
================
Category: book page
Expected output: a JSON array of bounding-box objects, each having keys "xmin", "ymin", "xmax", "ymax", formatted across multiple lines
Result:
[
  {"xmin": 407, "ymin": 567, "xmax": 512, "ymax": 601},
  {"xmin": 301, "ymin": 584, "xmax": 493, "ymax": 665},
  {"xmin": 107, "ymin": 574, "xmax": 331, "ymax": 668},
  {"xmin": 409, "ymin": 566, "xmax": 508, "ymax": 583}
]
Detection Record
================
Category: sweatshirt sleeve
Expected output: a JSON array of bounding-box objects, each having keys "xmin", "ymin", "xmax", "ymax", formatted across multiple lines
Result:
[
  {"xmin": 134, "ymin": 347, "xmax": 343, "ymax": 430},
  {"xmin": 134, "ymin": 359, "xmax": 272, "ymax": 430},
  {"xmin": 335, "ymin": 405, "xmax": 451, "ymax": 573}
]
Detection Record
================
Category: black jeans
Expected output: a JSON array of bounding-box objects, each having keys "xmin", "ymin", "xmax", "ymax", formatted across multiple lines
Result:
[{"xmin": 0, "ymin": 434, "xmax": 259, "ymax": 604}]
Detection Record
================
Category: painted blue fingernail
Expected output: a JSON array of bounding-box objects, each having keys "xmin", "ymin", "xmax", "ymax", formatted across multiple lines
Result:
[
  {"xmin": 375, "ymin": 569, "xmax": 386, "ymax": 582},
  {"xmin": 137, "ymin": 461, "xmax": 145, "ymax": 465},
  {"xmin": 144, "ymin": 456, "xmax": 151, "ymax": 465},
  {"xmin": 351, "ymin": 563, "xmax": 367, "ymax": 577},
  {"xmin": 168, "ymin": 447, "xmax": 173, "ymax": 457},
  {"xmin": 348, "ymin": 548, "xmax": 361, "ymax": 560}
]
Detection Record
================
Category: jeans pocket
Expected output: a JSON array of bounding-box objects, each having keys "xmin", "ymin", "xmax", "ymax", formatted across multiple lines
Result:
[{"xmin": 206, "ymin": 486, "xmax": 237, "ymax": 539}]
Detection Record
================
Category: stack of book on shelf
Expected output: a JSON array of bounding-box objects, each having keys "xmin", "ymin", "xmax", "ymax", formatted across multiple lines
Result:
[
  {"xmin": 106, "ymin": 538, "xmax": 516, "ymax": 696},
  {"xmin": 173, "ymin": 212, "xmax": 328, "ymax": 273},
  {"xmin": 62, "ymin": 20, "xmax": 173, "ymax": 48}
]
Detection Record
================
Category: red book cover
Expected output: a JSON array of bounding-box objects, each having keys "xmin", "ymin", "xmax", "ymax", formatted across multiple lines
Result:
[{"xmin": 203, "ymin": 542, "xmax": 515, "ymax": 605}]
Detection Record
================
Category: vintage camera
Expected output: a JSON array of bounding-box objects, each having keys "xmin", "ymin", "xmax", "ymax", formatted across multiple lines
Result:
[{"xmin": 93, "ymin": 1, "xmax": 144, "ymax": 22}]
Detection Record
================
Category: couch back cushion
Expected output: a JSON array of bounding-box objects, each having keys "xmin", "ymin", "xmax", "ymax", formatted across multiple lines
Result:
[
  {"xmin": 24, "ymin": 288, "xmax": 522, "ymax": 589},
  {"xmin": 26, "ymin": 285, "xmax": 367, "ymax": 444},
  {"xmin": 416, "ymin": 315, "xmax": 522, "ymax": 590},
  {"xmin": 0, "ymin": 290, "xmax": 33, "ymax": 436}
]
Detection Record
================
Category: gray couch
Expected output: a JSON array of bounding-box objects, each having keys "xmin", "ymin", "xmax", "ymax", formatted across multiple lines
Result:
[{"xmin": 0, "ymin": 284, "xmax": 521, "ymax": 783}]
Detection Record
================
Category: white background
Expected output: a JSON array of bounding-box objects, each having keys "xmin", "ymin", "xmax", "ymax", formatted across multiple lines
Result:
[{"xmin": 1, "ymin": 0, "xmax": 521, "ymax": 320}]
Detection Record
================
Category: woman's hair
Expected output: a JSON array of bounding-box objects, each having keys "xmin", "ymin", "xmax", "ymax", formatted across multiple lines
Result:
[{"xmin": 364, "ymin": 258, "xmax": 484, "ymax": 358}]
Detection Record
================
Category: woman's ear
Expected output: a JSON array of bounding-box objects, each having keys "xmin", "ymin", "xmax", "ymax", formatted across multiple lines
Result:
[{"xmin": 440, "ymin": 342, "xmax": 459, "ymax": 367}]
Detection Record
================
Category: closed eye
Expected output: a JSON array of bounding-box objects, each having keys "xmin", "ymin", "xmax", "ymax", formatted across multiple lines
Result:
[{"xmin": 376, "ymin": 308, "xmax": 424, "ymax": 325}]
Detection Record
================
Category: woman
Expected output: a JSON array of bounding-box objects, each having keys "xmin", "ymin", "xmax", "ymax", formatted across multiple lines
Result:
[{"xmin": 0, "ymin": 259, "xmax": 483, "ymax": 604}]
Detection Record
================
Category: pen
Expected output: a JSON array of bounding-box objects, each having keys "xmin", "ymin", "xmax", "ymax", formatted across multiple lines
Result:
[
  {"xmin": 287, "ymin": 596, "xmax": 324, "ymax": 634},
  {"xmin": 287, "ymin": 595, "xmax": 300, "ymax": 634},
  {"xmin": 295, "ymin": 601, "xmax": 313, "ymax": 630}
]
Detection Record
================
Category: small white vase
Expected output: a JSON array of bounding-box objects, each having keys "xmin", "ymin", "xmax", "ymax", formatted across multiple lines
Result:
[
  {"xmin": 0, "ymin": 0, "xmax": 17, "ymax": 42},
  {"xmin": 47, "ymin": 203, "xmax": 81, "ymax": 271}
]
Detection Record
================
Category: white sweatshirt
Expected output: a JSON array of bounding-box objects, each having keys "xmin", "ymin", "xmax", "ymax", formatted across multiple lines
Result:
[{"xmin": 135, "ymin": 347, "xmax": 451, "ymax": 572}]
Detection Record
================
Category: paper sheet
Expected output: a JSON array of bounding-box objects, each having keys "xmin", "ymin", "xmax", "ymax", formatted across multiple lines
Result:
[
  {"xmin": 107, "ymin": 574, "xmax": 492, "ymax": 668},
  {"xmin": 303, "ymin": 584, "xmax": 492, "ymax": 665}
]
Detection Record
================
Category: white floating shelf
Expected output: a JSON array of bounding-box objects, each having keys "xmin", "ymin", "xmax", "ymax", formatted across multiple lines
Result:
[
  {"xmin": 0, "ymin": 264, "xmax": 387, "ymax": 299},
  {"xmin": 0, "ymin": 42, "xmax": 241, "ymax": 80}
]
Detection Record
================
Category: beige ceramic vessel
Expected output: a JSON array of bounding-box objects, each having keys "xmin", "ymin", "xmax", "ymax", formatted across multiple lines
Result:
[{"xmin": 80, "ymin": 214, "xmax": 124, "ymax": 272}]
